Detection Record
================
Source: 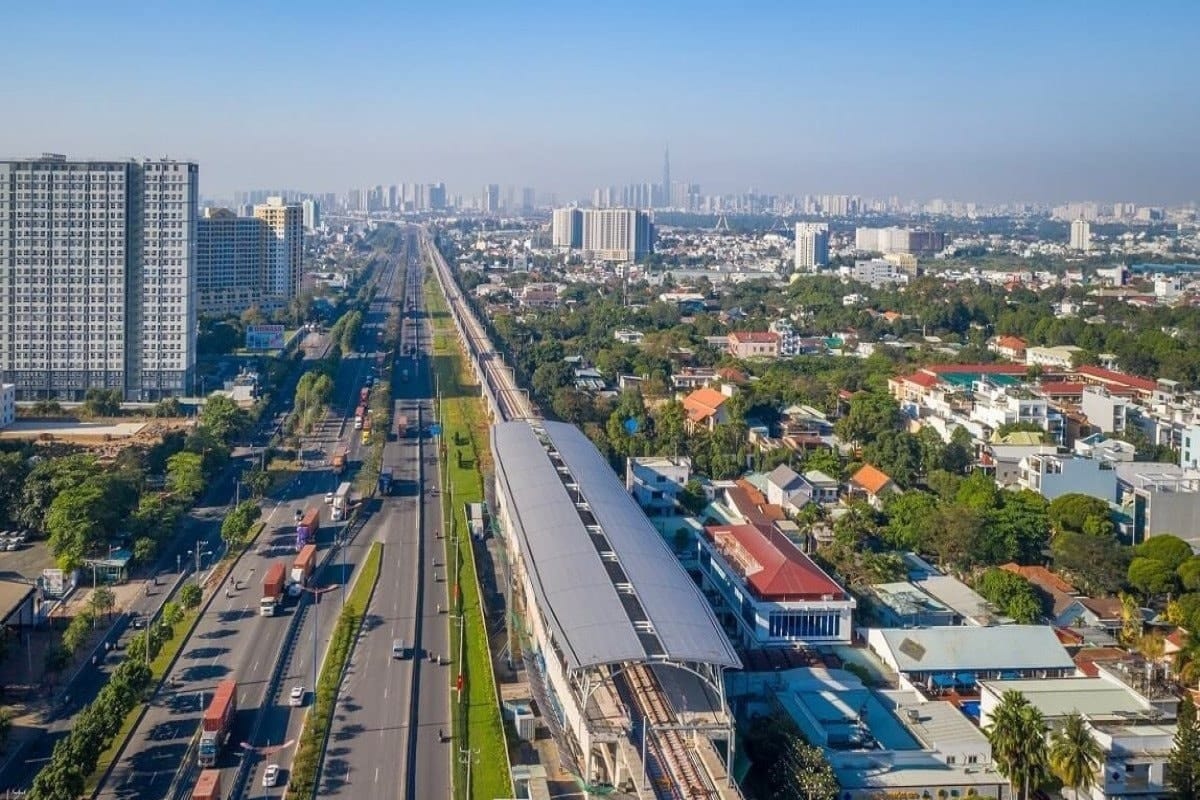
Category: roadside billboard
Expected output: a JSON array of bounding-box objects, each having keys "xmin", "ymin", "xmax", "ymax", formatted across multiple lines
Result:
[{"xmin": 246, "ymin": 324, "xmax": 286, "ymax": 350}]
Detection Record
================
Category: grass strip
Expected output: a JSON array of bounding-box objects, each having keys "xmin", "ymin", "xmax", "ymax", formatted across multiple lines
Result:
[
  {"xmin": 84, "ymin": 607, "xmax": 200, "ymax": 793},
  {"xmin": 286, "ymin": 541, "xmax": 382, "ymax": 798},
  {"xmin": 424, "ymin": 271, "xmax": 511, "ymax": 800}
]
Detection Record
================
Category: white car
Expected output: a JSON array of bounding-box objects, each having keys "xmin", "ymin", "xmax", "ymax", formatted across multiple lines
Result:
[
  {"xmin": 289, "ymin": 686, "xmax": 305, "ymax": 706},
  {"xmin": 262, "ymin": 764, "xmax": 280, "ymax": 787},
  {"xmin": 324, "ymin": 492, "xmax": 334, "ymax": 505}
]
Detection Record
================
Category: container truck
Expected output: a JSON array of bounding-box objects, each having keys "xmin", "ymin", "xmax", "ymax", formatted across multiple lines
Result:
[
  {"xmin": 378, "ymin": 468, "xmax": 393, "ymax": 495},
  {"xmin": 360, "ymin": 386, "xmax": 370, "ymax": 404},
  {"xmin": 354, "ymin": 404, "xmax": 366, "ymax": 429},
  {"xmin": 331, "ymin": 445, "xmax": 348, "ymax": 474},
  {"xmin": 291, "ymin": 544, "xmax": 317, "ymax": 586},
  {"xmin": 260, "ymin": 563, "xmax": 286, "ymax": 616},
  {"xmin": 395, "ymin": 413, "xmax": 408, "ymax": 439},
  {"xmin": 198, "ymin": 680, "xmax": 238, "ymax": 767},
  {"xmin": 331, "ymin": 481, "xmax": 352, "ymax": 521},
  {"xmin": 192, "ymin": 769, "xmax": 221, "ymax": 800},
  {"xmin": 296, "ymin": 506, "xmax": 319, "ymax": 549}
]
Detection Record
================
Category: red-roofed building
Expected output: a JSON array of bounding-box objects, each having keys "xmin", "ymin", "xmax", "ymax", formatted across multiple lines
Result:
[
  {"xmin": 681, "ymin": 386, "xmax": 731, "ymax": 433},
  {"xmin": 727, "ymin": 331, "xmax": 780, "ymax": 359},
  {"xmin": 1075, "ymin": 365, "xmax": 1158, "ymax": 397},
  {"xmin": 699, "ymin": 522, "xmax": 854, "ymax": 646},
  {"xmin": 848, "ymin": 464, "xmax": 899, "ymax": 508},
  {"xmin": 990, "ymin": 335, "xmax": 1028, "ymax": 362}
]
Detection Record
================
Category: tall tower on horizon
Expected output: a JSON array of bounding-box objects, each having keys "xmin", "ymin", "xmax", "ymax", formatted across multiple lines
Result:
[{"xmin": 661, "ymin": 145, "xmax": 670, "ymax": 209}]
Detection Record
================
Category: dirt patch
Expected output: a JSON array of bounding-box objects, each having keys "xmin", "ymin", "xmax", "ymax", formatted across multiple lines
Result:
[{"xmin": 1, "ymin": 418, "xmax": 193, "ymax": 460}]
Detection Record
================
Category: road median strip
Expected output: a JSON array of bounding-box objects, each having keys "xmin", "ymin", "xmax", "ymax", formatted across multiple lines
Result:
[
  {"xmin": 286, "ymin": 541, "xmax": 382, "ymax": 799},
  {"xmin": 425, "ymin": 268, "xmax": 512, "ymax": 800}
]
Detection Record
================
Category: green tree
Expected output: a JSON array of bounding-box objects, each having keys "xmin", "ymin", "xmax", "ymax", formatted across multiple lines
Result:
[
  {"xmin": 179, "ymin": 583, "xmax": 202, "ymax": 610},
  {"xmin": 1179, "ymin": 557, "xmax": 1200, "ymax": 593},
  {"xmin": 81, "ymin": 388, "xmax": 122, "ymax": 417},
  {"xmin": 89, "ymin": 586, "xmax": 116, "ymax": 623},
  {"xmin": 1128, "ymin": 556, "xmax": 1180, "ymax": 598},
  {"xmin": 862, "ymin": 429, "xmax": 922, "ymax": 488},
  {"xmin": 165, "ymin": 451, "xmax": 205, "ymax": 499},
  {"xmin": 221, "ymin": 500, "xmax": 262, "ymax": 547},
  {"xmin": 927, "ymin": 503, "xmax": 985, "ymax": 571},
  {"xmin": 43, "ymin": 643, "xmax": 70, "ymax": 674},
  {"xmin": 132, "ymin": 536, "xmax": 157, "ymax": 565},
  {"xmin": 0, "ymin": 452, "xmax": 30, "ymax": 525},
  {"xmin": 45, "ymin": 483, "xmax": 107, "ymax": 571},
  {"xmin": 986, "ymin": 690, "xmax": 1049, "ymax": 800},
  {"xmin": 1049, "ymin": 712, "xmax": 1102, "ymax": 800},
  {"xmin": 531, "ymin": 360, "xmax": 574, "ymax": 399},
  {"xmin": 1051, "ymin": 531, "xmax": 1129, "ymax": 595},
  {"xmin": 242, "ymin": 468, "xmax": 272, "ymax": 498},
  {"xmin": 881, "ymin": 490, "xmax": 939, "ymax": 551},
  {"xmin": 769, "ymin": 736, "xmax": 840, "ymax": 800},
  {"xmin": 975, "ymin": 568, "xmax": 1044, "ymax": 623},
  {"xmin": 0, "ymin": 707, "xmax": 14, "ymax": 751},
  {"xmin": 1168, "ymin": 695, "xmax": 1200, "ymax": 800},
  {"xmin": 1136, "ymin": 534, "xmax": 1193, "ymax": 573},
  {"xmin": 834, "ymin": 392, "xmax": 901, "ymax": 447},
  {"xmin": 956, "ymin": 469, "xmax": 1002, "ymax": 511},
  {"xmin": 198, "ymin": 393, "xmax": 249, "ymax": 444},
  {"xmin": 17, "ymin": 453, "xmax": 102, "ymax": 531},
  {"xmin": 1048, "ymin": 493, "xmax": 1114, "ymax": 536},
  {"xmin": 985, "ymin": 490, "xmax": 1051, "ymax": 565}
]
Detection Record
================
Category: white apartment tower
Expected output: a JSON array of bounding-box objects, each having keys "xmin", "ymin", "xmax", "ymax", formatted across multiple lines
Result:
[
  {"xmin": 794, "ymin": 222, "xmax": 830, "ymax": 270},
  {"xmin": 0, "ymin": 154, "xmax": 197, "ymax": 401},
  {"xmin": 254, "ymin": 197, "xmax": 303, "ymax": 300},
  {"xmin": 551, "ymin": 208, "xmax": 583, "ymax": 248},
  {"xmin": 1070, "ymin": 219, "xmax": 1092, "ymax": 252},
  {"xmin": 579, "ymin": 208, "xmax": 654, "ymax": 262},
  {"xmin": 196, "ymin": 208, "xmax": 268, "ymax": 315},
  {"xmin": 301, "ymin": 198, "xmax": 320, "ymax": 232}
]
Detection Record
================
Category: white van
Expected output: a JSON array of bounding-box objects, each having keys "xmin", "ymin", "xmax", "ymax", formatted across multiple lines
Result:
[{"xmin": 392, "ymin": 639, "xmax": 407, "ymax": 659}]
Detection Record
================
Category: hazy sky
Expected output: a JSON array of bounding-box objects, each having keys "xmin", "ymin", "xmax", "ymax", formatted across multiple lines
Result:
[{"xmin": 2, "ymin": 0, "xmax": 1197, "ymax": 204}]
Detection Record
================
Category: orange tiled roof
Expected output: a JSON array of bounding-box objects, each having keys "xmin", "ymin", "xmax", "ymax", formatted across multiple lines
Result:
[
  {"xmin": 850, "ymin": 464, "xmax": 893, "ymax": 496},
  {"xmin": 682, "ymin": 387, "xmax": 727, "ymax": 423},
  {"xmin": 1000, "ymin": 563, "xmax": 1076, "ymax": 595}
]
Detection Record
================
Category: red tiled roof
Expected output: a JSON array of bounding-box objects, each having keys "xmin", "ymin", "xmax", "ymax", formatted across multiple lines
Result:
[
  {"xmin": 996, "ymin": 335, "xmax": 1027, "ymax": 351},
  {"xmin": 850, "ymin": 464, "xmax": 894, "ymax": 496},
  {"xmin": 682, "ymin": 387, "xmax": 727, "ymax": 423},
  {"xmin": 1075, "ymin": 365, "xmax": 1157, "ymax": 392},
  {"xmin": 705, "ymin": 523, "xmax": 845, "ymax": 601},
  {"xmin": 1167, "ymin": 628, "xmax": 1188, "ymax": 650},
  {"xmin": 1079, "ymin": 596, "xmax": 1124, "ymax": 620},
  {"xmin": 1036, "ymin": 382, "xmax": 1088, "ymax": 396},
  {"xmin": 1054, "ymin": 627, "xmax": 1085, "ymax": 646},
  {"xmin": 729, "ymin": 331, "xmax": 780, "ymax": 344},
  {"xmin": 1073, "ymin": 647, "xmax": 1133, "ymax": 677},
  {"xmin": 905, "ymin": 371, "xmax": 941, "ymax": 388},
  {"xmin": 924, "ymin": 363, "xmax": 1031, "ymax": 375},
  {"xmin": 726, "ymin": 484, "xmax": 785, "ymax": 525},
  {"xmin": 1000, "ymin": 563, "xmax": 1076, "ymax": 595}
]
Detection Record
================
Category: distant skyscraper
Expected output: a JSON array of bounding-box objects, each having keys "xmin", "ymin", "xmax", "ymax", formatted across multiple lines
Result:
[
  {"xmin": 661, "ymin": 145, "xmax": 671, "ymax": 209},
  {"xmin": 578, "ymin": 208, "xmax": 654, "ymax": 261},
  {"xmin": 521, "ymin": 187, "xmax": 536, "ymax": 213},
  {"xmin": 794, "ymin": 223, "xmax": 830, "ymax": 271},
  {"xmin": 302, "ymin": 198, "xmax": 321, "ymax": 232},
  {"xmin": 1070, "ymin": 219, "xmax": 1092, "ymax": 252},
  {"xmin": 551, "ymin": 208, "xmax": 583, "ymax": 248},
  {"xmin": 428, "ymin": 183, "xmax": 446, "ymax": 211},
  {"xmin": 197, "ymin": 208, "xmax": 268, "ymax": 315},
  {"xmin": 482, "ymin": 184, "xmax": 500, "ymax": 214},
  {"xmin": 254, "ymin": 197, "xmax": 304, "ymax": 300},
  {"xmin": 0, "ymin": 154, "xmax": 198, "ymax": 400}
]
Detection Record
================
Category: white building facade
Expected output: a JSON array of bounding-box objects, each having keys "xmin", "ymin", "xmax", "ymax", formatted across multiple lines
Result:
[
  {"xmin": 794, "ymin": 222, "xmax": 829, "ymax": 271},
  {"xmin": 0, "ymin": 154, "xmax": 197, "ymax": 401},
  {"xmin": 253, "ymin": 197, "xmax": 303, "ymax": 301}
]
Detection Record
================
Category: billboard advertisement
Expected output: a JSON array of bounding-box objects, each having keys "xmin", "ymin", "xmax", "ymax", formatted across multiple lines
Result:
[{"xmin": 246, "ymin": 324, "xmax": 286, "ymax": 350}]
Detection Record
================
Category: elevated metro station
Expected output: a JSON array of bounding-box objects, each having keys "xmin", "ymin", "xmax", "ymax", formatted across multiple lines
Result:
[{"xmin": 493, "ymin": 419, "xmax": 743, "ymax": 797}]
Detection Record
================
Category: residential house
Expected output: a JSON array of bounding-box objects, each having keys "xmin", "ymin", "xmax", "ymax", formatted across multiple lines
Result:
[
  {"xmin": 518, "ymin": 282, "xmax": 563, "ymax": 308},
  {"xmin": 1115, "ymin": 462, "xmax": 1200, "ymax": 546},
  {"xmin": 670, "ymin": 367, "xmax": 717, "ymax": 392},
  {"xmin": 801, "ymin": 470, "xmax": 840, "ymax": 505},
  {"xmin": 625, "ymin": 456, "xmax": 691, "ymax": 516},
  {"xmin": 989, "ymin": 335, "xmax": 1028, "ymax": 362},
  {"xmin": 1026, "ymin": 345, "xmax": 1084, "ymax": 369},
  {"xmin": 1073, "ymin": 433, "xmax": 1136, "ymax": 463},
  {"xmin": 764, "ymin": 465, "xmax": 813, "ymax": 515},
  {"xmin": 1081, "ymin": 386, "xmax": 1130, "ymax": 434},
  {"xmin": 727, "ymin": 331, "xmax": 780, "ymax": 359},
  {"xmin": 848, "ymin": 464, "xmax": 899, "ymax": 509},
  {"xmin": 681, "ymin": 385, "xmax": 733, "ymax": 434},
  {"xmin": 1018, "ymin": 452, "xmax": 1119, "ymax": 502},
  {"xmin": 612, "ymin": 328, "xmax": 644, "ymax": 345},
  {"xmin": 867, "ymin": 581, "xmax": 958, "ymax": 628}
]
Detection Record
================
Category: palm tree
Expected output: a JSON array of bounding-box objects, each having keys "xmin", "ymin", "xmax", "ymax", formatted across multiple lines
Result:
[
  {"xmin": 1049, "ymin": 712, "xmax": 1102, "ymax": 800},
  {"xmin": 986, "ymin": 690, "xmax": 1049, "ymax": 800}
]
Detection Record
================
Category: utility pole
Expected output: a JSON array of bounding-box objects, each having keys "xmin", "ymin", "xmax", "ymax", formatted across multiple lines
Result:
[{"xmin": 458, "ymin": 746, "xmax": 479, "ymax": 799}]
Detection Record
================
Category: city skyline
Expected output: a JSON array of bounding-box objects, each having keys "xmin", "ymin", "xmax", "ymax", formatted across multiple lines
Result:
[{"xmin": 2, "ymin": 1, "xmax": 1198, "ymax": 203}]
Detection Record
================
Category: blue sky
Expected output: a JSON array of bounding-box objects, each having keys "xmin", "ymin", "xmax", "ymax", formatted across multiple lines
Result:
[{"xmin": 2, "ymin": 0, "xmax": 1196, "ymax": 203}]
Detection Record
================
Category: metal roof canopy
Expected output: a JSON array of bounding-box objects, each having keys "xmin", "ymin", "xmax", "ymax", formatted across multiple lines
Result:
[{"xmin": 492, "ymin": 420, "xmax": 740, "ymax": 672}]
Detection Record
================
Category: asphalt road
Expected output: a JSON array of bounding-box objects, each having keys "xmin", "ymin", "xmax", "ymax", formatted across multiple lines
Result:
[
  {"xmin": 95, "ymin": 248, "xmax": 407, "ymax": 800},
  {"xmin": 318, "ymin": 227, "xmax": 452, "ymax": 800}
]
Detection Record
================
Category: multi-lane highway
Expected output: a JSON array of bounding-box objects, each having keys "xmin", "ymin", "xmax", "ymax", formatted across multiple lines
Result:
[
  {"xmin": 96, "ymin": 241, "xmax": 409, "ymax": 800},
  {"xmin": 318, "ymin": 227, "xmax": 451, "ymax": 800}
]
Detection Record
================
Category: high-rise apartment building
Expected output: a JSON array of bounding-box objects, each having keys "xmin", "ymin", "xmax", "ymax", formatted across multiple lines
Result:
[
  {"xmin": 1070, "ymin": 219, "xmax": 1092, "ymax": 252},
  {"xmin": 482, "ymin": 184, "xmax": 500, "ymax": 215},
  {"xmin": 253, "ymin": 197, "xmax": 303, "ymax": 300},
  {"xmin": 301, "ymin": 198, "xmax": 321, "ymax": 232},
  {"xmin": 428, "ymin": 183, "xmax": 447, "ymax": 211},
  {"xmin": 521, "ymin": 187, "xmax": 536, "ymax": 213},
  {"xmin": 0, "ymin": 154, "xmax": 197, "ymax": 401},
  {"xmin": 196, "ymin": 208, "xmax": 268, "ymax": 315},
  {"xmin": 794, "ymin": 223, "xmax": 830, "ymax": 270},
  {"xmin": 855, "ymin": 226, "xmax": 946, "ymax": 255},
  {"xmin": 551, "ymin": 208, "xmax": 583, "ymax": 248},
  {"xmin": 579, "ymin": 208, "xmax": 654, "ymax": 261}
]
